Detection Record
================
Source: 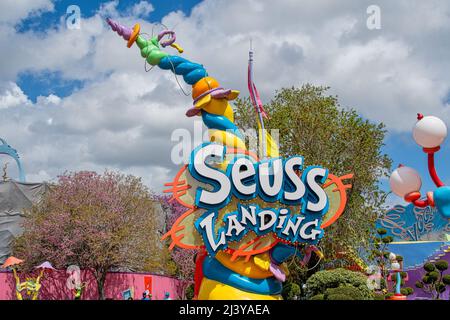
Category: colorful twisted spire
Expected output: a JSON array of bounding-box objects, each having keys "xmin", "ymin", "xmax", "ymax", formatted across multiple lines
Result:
[
  {"xmin": 106, "ymin": 18, "xmax": 133, "ymax": 41},
  {"xmin": 107, "ymin": 18, "xmax": 318, "ymax": 300},
  {"xmin": 107, "ymin": 18, "xmax": 244, "ymax": 146}
]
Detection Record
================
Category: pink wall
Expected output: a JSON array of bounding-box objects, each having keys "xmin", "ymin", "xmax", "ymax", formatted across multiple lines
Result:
[{"xmin": 0, "ymin": 270, "xmax": 183, "ymax": 300}]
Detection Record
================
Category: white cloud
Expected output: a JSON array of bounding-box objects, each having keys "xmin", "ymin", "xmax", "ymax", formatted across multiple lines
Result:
[
  {"xmin": 0, "ymin": 71, "xmax": 194, "ymax": 189},
  {"xmin": 26, "ymin": 170, "xmax": 53, "ymax": 183},
  {"xmin": 129, "ymin": 1, "xmax": 154, "ymax": 18},
  {"xmin": 0, "ymin": 0, "xmax": 53, "ymax": 25},
  {"xmin": 36, "ymin": 94, "xmax": 61, "ymax": 106},
  {"xmin": 1, "ymin": 0, "xmax": 450, "ymax": 191},
  {"xmin": 0, "ymin": 82, "xmax": 30, "ymax": 108}
]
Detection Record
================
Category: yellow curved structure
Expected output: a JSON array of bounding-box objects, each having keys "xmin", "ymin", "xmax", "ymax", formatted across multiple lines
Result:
[{"xmin": 198, "ymin": 278, "xmax": 282, "ymax": 300}]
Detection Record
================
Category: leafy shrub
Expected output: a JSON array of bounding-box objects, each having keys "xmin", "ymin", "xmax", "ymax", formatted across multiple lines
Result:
[
  {"xmin": 435, "ymin": 260, "xmax": 448, "ymax": 272},
  {"xmin": 428, "ymin": 271, "xmax": 440, "ymax": 281},
  {"xmin": 305, "ymin": 268, "xmax": 373, "ymax": 300},
  {"xmin": 282, "ymin": 282, "xmax": 301, "ymax": 300},
  {"xmin": 324, "ymin": 286, "xmax": 365, "ymax": 300},
  {"xmin": 310, "ymin": 294, "xmax": 324, "ymax": 300},
  {"xmin": 424, "ymin": 262, "xmax": 435, "ymax": 272},
  {"xmin": 400, "ymin": 287, "xmax": 414, "ymax": 296},
  {"xmin": 379, "ymin": 278, "xmax": 387, "ymax": 290},
  {"xmin": 327, "ymin": 293, "xmax": 352, "ymax": 300},
  {"xmin": 385, "ymin": 292, "xmax": 394, "ymax": 299},
  {"xmin": 373, "ymin": 293, "xmax": 385, "ymax": 300},
  {"xmin": 382, "ymin": 236, "xmax": 393, "ymax": 244},
  {"xmin": 416, "ymin": 260, "xmax": 450, "ymax": 299},
  {"xmin": 185, "ymin": 284, "xmax": 194, "ymax": 300},
  {"xmin": 422, "ymin": 275, "xmax": 432, "ymax": 284}
]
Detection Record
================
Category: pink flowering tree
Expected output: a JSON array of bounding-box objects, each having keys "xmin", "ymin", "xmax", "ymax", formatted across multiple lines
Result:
[
  {"xmin": 14, "ymin": 171, "xmax": 166, "ymax": 300},
  {"xmin": 158, "ymin": 195, "xmax": 196, "ymax": 299}
]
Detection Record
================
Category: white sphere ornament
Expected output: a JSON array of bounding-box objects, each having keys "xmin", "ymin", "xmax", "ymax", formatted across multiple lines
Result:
[
  {"xmin": 413, "ymin": 115, "xmax": 447, "ymax": 148},
  {"xmin": 391, "ymin": 262, "xmax": 401, "ymax": 270},
  {"xmin": 389, "ymin": 166, "xmax": 422, "ymax": 198}
]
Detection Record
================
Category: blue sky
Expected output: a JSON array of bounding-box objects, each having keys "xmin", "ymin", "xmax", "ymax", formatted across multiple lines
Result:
[
  {"xmin": 16, "ymin": 0, "xmax": 201, "ymax": 101},
  {"xmin": 16, "ymin": 0, "xmax": 200, "ymax": 34},
  {"xmin": 1, "ymin": 0, "xmax": 450, "ymax": 205}
]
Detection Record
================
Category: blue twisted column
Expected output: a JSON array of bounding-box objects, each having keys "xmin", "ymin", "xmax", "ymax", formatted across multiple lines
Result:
[{"xmin": 0, "ymin": 138, "xmax": 25, "ymax": 182}]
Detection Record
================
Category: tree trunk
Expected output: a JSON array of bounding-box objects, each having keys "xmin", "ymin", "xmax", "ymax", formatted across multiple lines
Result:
[
  {"xmin": 96, "ymin": 272, "xmax": 107, "ymax": 300},
  {"xmin": 181, "ymin": 280, "xmax": 192, "ymax": 300}
]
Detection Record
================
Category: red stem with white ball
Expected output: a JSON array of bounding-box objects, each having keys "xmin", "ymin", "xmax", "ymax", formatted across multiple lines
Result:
[{"xmin": 390, "ymin": 113, "xmax": 448, "ymax": 209}]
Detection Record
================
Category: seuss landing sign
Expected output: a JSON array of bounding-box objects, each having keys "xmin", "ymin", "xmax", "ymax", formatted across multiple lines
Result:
[
  {"xmin": 162, "ymin": 143, "xmax": 353, "ymax": 259},
  {"xmin": 191, "ymin": 143, "xmax": 326, "ymax": 255}
]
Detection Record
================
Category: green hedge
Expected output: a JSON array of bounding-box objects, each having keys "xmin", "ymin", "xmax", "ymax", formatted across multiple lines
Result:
[
  {"xmin": 373, "ymin": 292, "xmax": 385, "ymax": 300},
  {"xmin": 305, "ymin": 268, "xmax": 373, "ymax": 300},
  {"xmin": 400, "ymin": 287, "xmax": 414, "ymax": 296},
  {"xmin": 282, "ymin": 282, "xmax": 301, "ymax": 300},
  {"xmin": 324, "ymin": 286, "xmax": 365, "ymax": 300}
]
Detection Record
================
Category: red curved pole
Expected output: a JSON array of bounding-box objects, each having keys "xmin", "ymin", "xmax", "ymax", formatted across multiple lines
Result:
[
  {"xmin": 425, "ymin": 149, "xmax": 445, "ymax": 187},
  {"xmin": 412, "ymin": 199, "xmax": 429, "ymax": 208},
  {"xmin": 405, "ymin": 191, "xmax": 433, "ymax": 208}
]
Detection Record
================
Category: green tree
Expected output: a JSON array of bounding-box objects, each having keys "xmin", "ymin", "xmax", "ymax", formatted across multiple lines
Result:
[
  {"xmin": 368, "ymin": 228, "xmax": 394, "ymax": 290},
  {"xmin": 14, "ymin": 171, "xmax": 169, "ymax": 300},
  {"xmin": 415, "ymin": 260, "xmax": 449, "ymax": 300},
  {"xmin": 235, "ymin": 85, "xmax": 392, "ymax": 260}
]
